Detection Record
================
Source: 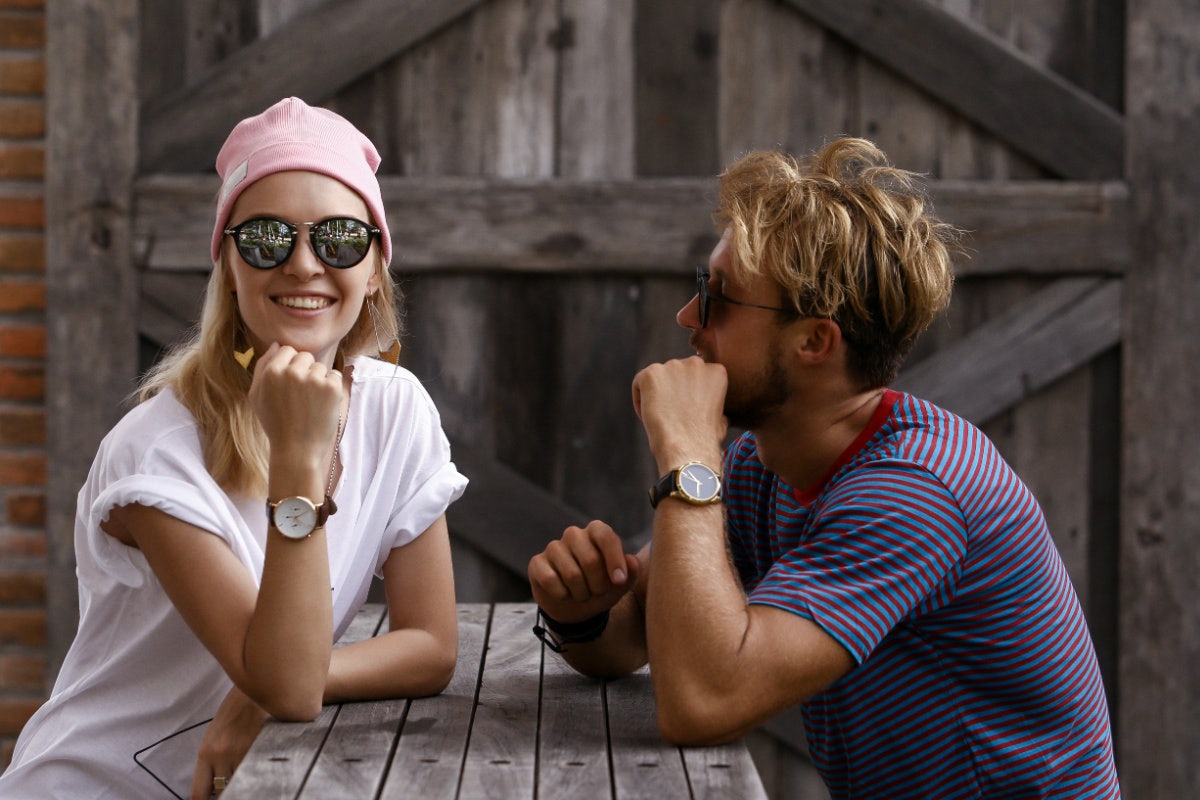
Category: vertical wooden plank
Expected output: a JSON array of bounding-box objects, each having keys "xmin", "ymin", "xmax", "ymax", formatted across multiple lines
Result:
[
  {"xmin": 382, "ymin": 604, "xmax": 490, "ymax": 800},
  {"xmin": 553, "ymin": 2, "xmax": 643, "ymax": 540},
  {"xmin": 983, "ymin": 369, "xmax": 1093, "ymax": 606},
  {"xmin": 606, "ymin": 668, "xmax": 691, "ymax": 799},
  {"xmin": 391, "ymin": 0, "xmax": 560, "ymax": 603},
  {"xmin": 1085, "ymin": 347, "xmax": 1120, "ymax": 709},
  {"xmin": 718, "ymin": 0, "xmax": 854, "ymax": 162},
  {"xmin": 536, "ymin": 648, "xmax": 611, "ymax": 799},
  {"xmin": 1121, "ymin": 0, "xmax": 1200, "ymax": 795},
  {"xmin": 299, "ymin": 698, "xmax": 409, "ymax": 799},
  {"xmin": 44, "ymin": 0, "xmax": 140, "ymax": 679},
  {"xmin": 458, "ymin": 604, "xmax": 541, "ymax": 799},
  {"xmin": 635, "ymin": 0, "xmax": 722, "ymax": 176},
  {"xmin": 182, "ymin": 0, "xmax": 259, "ymax": 87},
  {"xmin": 222, "ymin": 705, "xmax": 339, "ymax": 800},
  {"xmin": 560, "ymin": 0, "xmax": 635, "ymax": 179},
  {"xmin": 681, "ymin": 741, "xmax": 769, "ymax": 800}
]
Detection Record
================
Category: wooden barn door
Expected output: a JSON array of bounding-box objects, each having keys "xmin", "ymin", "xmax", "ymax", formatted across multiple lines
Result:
[{"xmin": 45, "ymin": 0, "xmax": 1200, "ymax": 795}]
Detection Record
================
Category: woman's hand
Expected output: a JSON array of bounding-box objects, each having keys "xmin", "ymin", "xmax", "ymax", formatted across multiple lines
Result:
[
  {"xmin": 247, "ymin": 342, "xmax": 344, "ymax": 470},
  {"xmin": 190, "ymin": 686, "xmax": 268, "ymax": 799}
]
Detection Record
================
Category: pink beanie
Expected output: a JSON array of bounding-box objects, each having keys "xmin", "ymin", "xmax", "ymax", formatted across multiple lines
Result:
[{"xmin": 211, "ymin": 97, "xmax": 391, "ymax": 266}]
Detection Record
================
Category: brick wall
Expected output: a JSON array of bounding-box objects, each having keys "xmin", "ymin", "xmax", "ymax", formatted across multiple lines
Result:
[{"xmin": 0, "ymin": 0, "xmax": 47, "ymax": 770}]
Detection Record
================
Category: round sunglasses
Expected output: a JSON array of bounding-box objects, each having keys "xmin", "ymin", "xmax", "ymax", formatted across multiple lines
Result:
[{"xmin": 224, "ymin": 216, "xmax": 381, "ymax": 269}]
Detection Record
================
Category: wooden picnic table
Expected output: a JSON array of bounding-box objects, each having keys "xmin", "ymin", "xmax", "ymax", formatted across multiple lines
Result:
[{"xmin": 224, "ymin": 603, "xmax": 767, "ymax": 799}]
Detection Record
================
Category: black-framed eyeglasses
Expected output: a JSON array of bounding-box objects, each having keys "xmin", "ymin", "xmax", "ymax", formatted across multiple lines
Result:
[
  {"xmin": 695, "ymin": 265, "xmax": 793, "ymax": 328},
  {"xmin": 223, "ymin": 216, "xmax": 381, "ymax": 269}
]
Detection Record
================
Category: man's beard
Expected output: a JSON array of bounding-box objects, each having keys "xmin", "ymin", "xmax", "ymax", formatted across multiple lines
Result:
[{"xmin": 724, "ymin": 342, "xmax": 790, "ymax": 430}]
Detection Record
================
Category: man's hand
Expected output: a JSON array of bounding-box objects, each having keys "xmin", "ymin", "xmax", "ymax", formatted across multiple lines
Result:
[
  {"xmin": 631, "ymin": 357, "xmax": 727, "ymax": 472},
  {"xmin": 528, "ymin": 520, "xmax": 639, "ymax": 624}
]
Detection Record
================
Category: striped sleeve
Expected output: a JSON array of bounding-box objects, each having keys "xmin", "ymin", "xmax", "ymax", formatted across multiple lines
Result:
[{"xmin": 746, "ymin": 461, "xmax": 968, "ymax": 663}]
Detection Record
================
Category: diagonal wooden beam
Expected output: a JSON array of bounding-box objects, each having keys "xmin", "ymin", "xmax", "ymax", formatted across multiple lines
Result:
[
  {"xmin": 140, "ymin": 0, "xmax": 489, "ymax": 171},
  {"xmin": 782, "ymin": 0, "xmax": 1124, "ymax": 179},
  {"xmin": 445, "ymin": 441, "xmax": 590, "ymax": 578},
  {"xmin": 894, "ymin": 277, "xmax": 1122, "ymax": 424}
]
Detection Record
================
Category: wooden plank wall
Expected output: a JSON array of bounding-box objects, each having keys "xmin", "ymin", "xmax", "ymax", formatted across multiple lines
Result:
[{"xmin": 47, "ymin": 0, "xmax": 1186, "ymax": 795}]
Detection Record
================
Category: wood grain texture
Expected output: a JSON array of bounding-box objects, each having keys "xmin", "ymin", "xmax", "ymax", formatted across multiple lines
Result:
[
  {"xmin": 140, "ymin": 0, "xmax": 490, "ymax": 171},
  {"xmin": 781, "ymin": 0, "xmax": 1124, "ymax": 178},
  {"xmin": 133, "ymin": 175, "xmax": 1126, "ymax": 276},
  {"xmin": 458, "ymin": 604, "xmax": 541, "ymax": 799},
  {"xmin": 536, "ymin": 650, "xmax": 611, "ymax": 799},
  {"xmin": 606, "ymin": 668, "xmax": 693, "ymax": 798},
  {"xmin": 893, "ymin": 277, "xmax": 1121, "ymax": 425},
  {"xmin": 44, "ymin": 0, "xmax": 141, "ymax": 678},
  {"xmin": 381, "ymin": 604, "xmax": 490, "ymax": 799},
  {"xmin": 1119, "ymin": 0, "xmax": 1200, "ymax": 794}
]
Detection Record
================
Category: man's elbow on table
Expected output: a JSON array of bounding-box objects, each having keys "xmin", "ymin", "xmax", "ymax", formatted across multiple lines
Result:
[{"xmin": 654, "ymin": 691, "xmax": 751, "ymax": 747}]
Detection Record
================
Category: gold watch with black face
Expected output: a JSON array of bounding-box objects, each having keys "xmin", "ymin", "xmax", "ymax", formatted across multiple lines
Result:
[
  {"xmin": 267, "ymin": 495, "xmax": 336, "ymax": 539},
  {"xmin": 648, "ymin": 461, "xmax": 722, "ymax": 508}
]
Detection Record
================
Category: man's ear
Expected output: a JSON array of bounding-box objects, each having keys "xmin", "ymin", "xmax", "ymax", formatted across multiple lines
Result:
[{"xmin": 792, "ymin": 318, "xmax": 844, "ymax": 364}]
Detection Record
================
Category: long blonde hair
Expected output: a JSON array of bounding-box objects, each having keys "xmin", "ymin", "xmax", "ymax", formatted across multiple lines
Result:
[
  {"xmin": 138, "ymin": 249, "xmax": 401, "ymax": 497},
  {"xmin": 717, "ymin": 138, "xmax": 960, "ymax": 388}
]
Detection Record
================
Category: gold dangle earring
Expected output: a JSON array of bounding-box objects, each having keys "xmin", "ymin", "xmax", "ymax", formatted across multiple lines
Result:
[
  {"xmin": 233, "ymin": 345, "xmax": 255, "ymax": 370},
  {"xmin": 367, "ymin": 296, "xmax": 401, "ymax": 365}
]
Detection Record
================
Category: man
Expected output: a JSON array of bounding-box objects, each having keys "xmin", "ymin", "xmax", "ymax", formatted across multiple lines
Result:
[{"xmin": 528, "ymin": 138, "xmax": 1121, "ymax": 799}]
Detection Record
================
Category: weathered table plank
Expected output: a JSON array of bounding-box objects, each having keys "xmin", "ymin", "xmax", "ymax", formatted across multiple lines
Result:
[
  {"xmin": 606, "ymin": 668, "xmax": 695, "ymax": 799},
  {"xmin": 381, "ymin": 603, "xmax": 490, "ymax": 800},
  {"xmin": 537, "ymin": 645, "xmax": 611, "ymax": 798},
  {"xmin": 457, "ymin": 604, "xmax": 542, "ymax": 799}
]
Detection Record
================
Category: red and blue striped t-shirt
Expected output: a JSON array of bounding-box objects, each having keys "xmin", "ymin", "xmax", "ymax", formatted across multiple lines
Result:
[{"xmin": 725, "ymin": 390, "xmax": 1120, "ymax": 799}]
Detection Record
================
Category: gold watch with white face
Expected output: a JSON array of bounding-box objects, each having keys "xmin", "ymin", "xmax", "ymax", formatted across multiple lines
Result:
[
  {"xmin": 648, "ymin": 461, "xmax": 722, "ymax": 508},
  {"xmin": 267, "ymin": 495, "xmax": 336, "ymax": 539}
]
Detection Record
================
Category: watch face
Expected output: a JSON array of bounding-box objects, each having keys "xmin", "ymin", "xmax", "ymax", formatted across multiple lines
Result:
[
  {"xmin": 677, "ymin": 463, "xmax": 721, "ymax": 503},
  {"xmin": 272, "ymin": 497, "xmax": 318, "ymax": 539}
]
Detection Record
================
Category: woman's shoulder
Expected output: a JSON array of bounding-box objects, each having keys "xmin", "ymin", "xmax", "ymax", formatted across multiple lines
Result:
[
  {"xmin": 347, "ymin": 357, "xmax": 436, "ymax": 405},
  {"xmin": 98, "ymin": 389, "xmax": 202, "ymax": 466}
]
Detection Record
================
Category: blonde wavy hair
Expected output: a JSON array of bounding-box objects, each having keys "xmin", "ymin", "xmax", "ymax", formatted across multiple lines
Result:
[
  {"xmin": 716, "ymin": 138, "xmax": 960, "ymax": 388},
  {"xmin": 138, "ymin": 247, "xmax": 401, "ymax": 497}
]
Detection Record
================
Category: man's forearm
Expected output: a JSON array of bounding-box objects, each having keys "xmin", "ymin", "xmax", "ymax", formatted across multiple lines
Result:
[{"xmin": 555, "ymin": 591, "xmax": 648, "ymax": 679}]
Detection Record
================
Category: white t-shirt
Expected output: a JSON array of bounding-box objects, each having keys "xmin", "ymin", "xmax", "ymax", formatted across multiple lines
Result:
[{"xmin": 0, "ymin": 357, "xmax": 467, "ymax": 799}]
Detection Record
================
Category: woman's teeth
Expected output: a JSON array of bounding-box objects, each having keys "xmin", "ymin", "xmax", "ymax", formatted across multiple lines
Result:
[{"xmin": 276, "ymin": 296, "xmax": 330, "ymax": 310}]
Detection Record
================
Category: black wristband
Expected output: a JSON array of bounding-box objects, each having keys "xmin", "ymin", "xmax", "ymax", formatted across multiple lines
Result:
[{"xmin": 532, "ymin": 607, "xmax": 610, "ymax": 653}]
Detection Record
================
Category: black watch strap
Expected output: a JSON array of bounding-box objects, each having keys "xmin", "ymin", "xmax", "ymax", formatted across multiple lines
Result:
[{"xmin": 648, "ymin": 470, "xmax": 679, "ymax": 508}]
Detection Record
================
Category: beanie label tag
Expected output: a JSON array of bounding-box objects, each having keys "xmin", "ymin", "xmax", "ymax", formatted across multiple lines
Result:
[{"xmin": 218, "ymin": 160, "xmax": 249, "ymax": 211}]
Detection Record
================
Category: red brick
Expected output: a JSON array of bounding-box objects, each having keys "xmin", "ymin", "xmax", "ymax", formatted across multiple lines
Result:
[
  {"xmin": 0, "ymin": 365, "xmax": 43, "ymax": 400},
  {"xmin": 0, "ymin": 101, "xmax": 42, "ymax": 137},
  {"xmin": 0, "ymin": 698, "xmax": 42, "ymax": 737},
  {"xmin": 0, "ymin": 235, "xmax": 44, "ymax": 272},
  {"xmin": 0, "ymin": 654, "xmax": 45, "ymax": 690},
  {"xmin": 0, "ymin": 325, "xmax": 44, "ymax": 357},
  {"xmin": 0, "ymin": 146, "xmax": 43, "ymax": 180},
  {"xmin": 4, "ymin": 494, "xmax": 44, "ymax": 528},
  {"xmin": 0, "ymin": 409, "xmax": 44, "ymax": 446},
  {"xmin": 0, "ymin": 13, "xmax": 44, "ymax": 49},
  {"xmin": 0, "ymin": 58, "xmax": 44, "ymax": 95},
  {"xmin": 0, "ymin": 453, "xmax": 44, "ymax": 485},
  {"xmin": 0, "ymin": 282, "xmax": 43, "ymax": 313},
  {"xmin": 0, "ymin": 530, "xmax": 46, "ymax": 558},
  {"xmin": 0, "ymin": 197, "xmax": 42, "ymax": 229},
  {"xmin": 0, "ymin": 609, "xmax": 44, "ymax": 647},
  {"xmin": 0, "ymin": 571, "xmax": 43, "ymax": 603}
]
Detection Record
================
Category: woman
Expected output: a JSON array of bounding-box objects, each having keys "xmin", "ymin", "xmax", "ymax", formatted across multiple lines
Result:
[{"xmin": 0, "ymin": 97, "xmax": 466, "ymax": 799}]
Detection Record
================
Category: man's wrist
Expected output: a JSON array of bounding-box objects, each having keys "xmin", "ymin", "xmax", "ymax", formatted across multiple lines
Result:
[{"xmin": 532, "ymin": 608, "xmax": 610, "ymax": 653}]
